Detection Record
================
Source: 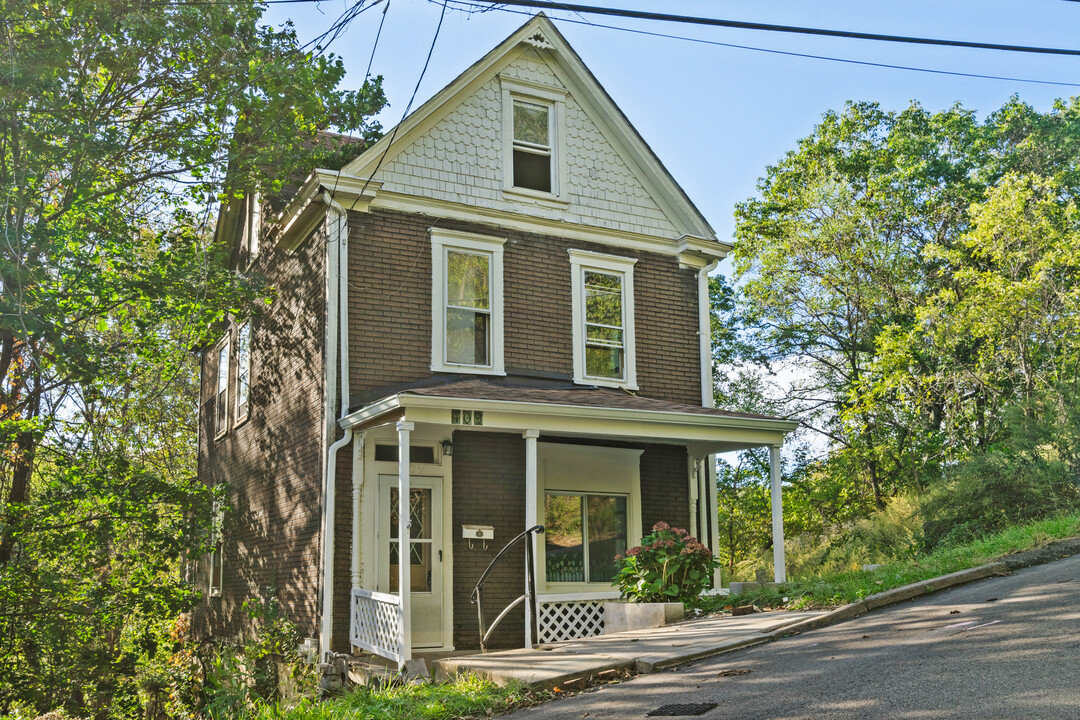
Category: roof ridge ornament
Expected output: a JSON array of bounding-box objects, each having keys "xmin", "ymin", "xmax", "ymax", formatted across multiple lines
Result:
[{"xmin": 523, "ymin": 29, "xmax": 554, "ymax": 50}]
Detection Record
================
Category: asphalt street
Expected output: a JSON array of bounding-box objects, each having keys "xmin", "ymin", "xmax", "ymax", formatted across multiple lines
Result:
[{"xmin": 507, "ymin": 553, "xmax": 1080, "ymax": 720}]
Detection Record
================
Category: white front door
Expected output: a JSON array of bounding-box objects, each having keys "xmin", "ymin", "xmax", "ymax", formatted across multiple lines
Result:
[{"xmin": 377, "ymin": 474, "xmax": 444, "ymax": 648}]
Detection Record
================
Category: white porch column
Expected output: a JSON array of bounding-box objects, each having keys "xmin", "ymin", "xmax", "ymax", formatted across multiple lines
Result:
[
  {"xmin": 687, "ymin": 456, "xmax": 699, "ymax": 540},
  {"xmin": 523, "ymin": 429, "xmax": 540, "ymax": 649},
  {"xmin": 397, "ymin": 420, "xmax": 414, "ymax": 665},
  {"xmin": 706, "ymin": 456, "xmax": 721, "ymax": 588},
  {"xmin": 351, "ymin": 435, "xmax": 366, "ymax": 588},
  {"xmin": 769, "ymin": 444, "xmax": 786, "ymax": 583}
]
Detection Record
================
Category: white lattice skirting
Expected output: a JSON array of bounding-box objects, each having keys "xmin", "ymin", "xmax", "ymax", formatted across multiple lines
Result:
[
  {"xmin": 350, "ymin": 587, "xmax": 403, "ymax": 663},
  {"xmin": 537, "ymin": 600, "xmax": 605, "ymax": 643}
]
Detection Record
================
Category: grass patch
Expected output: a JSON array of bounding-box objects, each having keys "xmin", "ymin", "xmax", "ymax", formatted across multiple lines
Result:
[
  {"xmin": 704, "ymin": 511, "xmax": 1080, "ymax": 613},
  {"xmin": 248, "ymin": 673, "xmax": 553, "ymax": 720}
]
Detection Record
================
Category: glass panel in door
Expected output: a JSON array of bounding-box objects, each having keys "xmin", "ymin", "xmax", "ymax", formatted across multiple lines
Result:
[{"xmin": 389, "ymin": 487, "xmax": 433, "ymax": 593}]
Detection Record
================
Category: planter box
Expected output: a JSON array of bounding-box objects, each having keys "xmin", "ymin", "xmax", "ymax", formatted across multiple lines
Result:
[{"xmin": 602, "ymin": 601, "xmax": 684, "ymax": 634}]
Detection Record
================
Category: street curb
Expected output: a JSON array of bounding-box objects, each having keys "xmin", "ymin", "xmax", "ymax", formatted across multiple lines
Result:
[
  {"xmin": 634, "ymin": 635, "xmax": 770, "ymax": 673},
  {"xmin": 767, "ymin": 561, "xmax": 1010, "ymax": 640}
]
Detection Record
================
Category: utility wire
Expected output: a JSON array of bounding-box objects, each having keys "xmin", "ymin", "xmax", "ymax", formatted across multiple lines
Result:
[
  {"xmin": 444, "ymin": 0, "xmax": 1080, "ymax": 88},
  {"xmin": 357, "ymin": 0, "xmax": 449, "ymax": 199},
  {"xmin": 465, "ymin": 0, "xmax": 1080, "ymax": 56}
]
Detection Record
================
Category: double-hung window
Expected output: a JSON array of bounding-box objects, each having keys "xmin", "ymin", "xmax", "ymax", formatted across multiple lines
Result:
[
  {"xmin": 236, "ymin": 322, "xmax": 251, "ymax": 424},
  {"xmin": 501, "ymin": 78, "xmax": 565, "ymax": 198},
  {"xmin": 214, "ymin": 337, "xmax": 230, "ymax": 438},
  {"xmin": 569, "ymin": 249, "xmax": 638, "ymax": 389},
  {"xmin": 431, "ymin": 229, "xmax": 505, "ymax": 375},
  {"xmin": 512, "ymin": 100, "xmax": 553, "ymax": 193}
]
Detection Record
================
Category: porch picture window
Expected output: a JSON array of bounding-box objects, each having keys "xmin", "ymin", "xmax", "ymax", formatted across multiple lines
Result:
[
  {"xmin": 214, "ymin": 338, "xmax": 229, "ymax": 437},
  {"xmin": 569, "ymin": 249, "xmax": 637, "ymax": 389},
  {"xmin": 512, "ymin": 99, "xmax": 552, "ymax": 193},
  {"xmin": 431, "ymin": 229, "xmax": 505, "ymax": 375},
  {"xmin": 236, "ymin": 322, "xmax": 250, "ymax": 422},
  {"xmin": 544, "ymin": 492, "xmax": 628, "ymax": 584}
]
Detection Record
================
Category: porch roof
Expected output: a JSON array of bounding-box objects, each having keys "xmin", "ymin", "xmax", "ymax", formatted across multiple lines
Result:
[{"xmin": 340, "ymin": 379, "xmax": 797, "ymax": 452}]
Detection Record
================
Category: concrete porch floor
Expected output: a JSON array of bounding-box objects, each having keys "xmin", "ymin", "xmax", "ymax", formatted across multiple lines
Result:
[{"xmin": 429, "ymin": 609, "xmax": 825, "ymax": 689}]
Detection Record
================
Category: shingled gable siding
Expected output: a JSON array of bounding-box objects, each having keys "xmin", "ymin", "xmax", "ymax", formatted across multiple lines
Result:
[
  {"xmin": 448, "ymin": 434, "xmax": 689, "ymax": 651},
  {"xmin": 346, "ymin": 207, "xmax": 701, "ymax": 405},
  {"xmin": 195, "ymin": 227, "xmax": 327, "ymax": 642}
]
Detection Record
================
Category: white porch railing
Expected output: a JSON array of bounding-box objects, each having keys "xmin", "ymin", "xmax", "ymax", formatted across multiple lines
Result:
[
  {"xmin": 350, "ymin": 587, "xmax": 404, "ymax": 665},
  {"xmin": 536, "ymin": 591, "xmax": 620, "ymax": 644}
]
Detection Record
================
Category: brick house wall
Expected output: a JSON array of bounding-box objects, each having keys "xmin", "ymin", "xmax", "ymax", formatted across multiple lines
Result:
[
  {"xmin": 346, "ymin": 207, "xmax": 702, "ymax": 406},
  {"xmin": 451, "ymin": 431, "xmax": 527, "ymax": 651},
  {"xmin": 195, "ymin": 224, "xmax": 327, "ymax": 640}
]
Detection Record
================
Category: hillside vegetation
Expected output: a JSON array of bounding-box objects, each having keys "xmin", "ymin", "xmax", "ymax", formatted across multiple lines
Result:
[{"xmin": 714, "ymin": 98, "xmax": 1080, "ymax": 582}]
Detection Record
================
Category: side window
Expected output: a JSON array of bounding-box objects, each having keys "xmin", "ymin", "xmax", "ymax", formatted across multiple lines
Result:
[
  {"xmin": 431, "ymin": 229, "xmax": 506, "ymax": 375},
  {"xmin": 209, "ymin": 498, "xmax": 224, "ymax": 597},
  {"xmin": 236, "ymin": 322, "xmax": 251, "ymax": 424},
  {"xmin": 214, "ymin": 336, "xmax": 230, "ymax": 438},
  {"xmin": 501, "ymin": 78, "xmax": 565, "ymax": 198},
  {"xmin": 569, "ymin": 249, "xmax": 637, "ymax": 389}
]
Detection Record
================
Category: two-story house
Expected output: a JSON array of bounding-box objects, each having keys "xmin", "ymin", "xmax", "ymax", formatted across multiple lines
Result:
[{"xmin": 197, "ymin": 14, "xmax": 796, "ymax": 669}]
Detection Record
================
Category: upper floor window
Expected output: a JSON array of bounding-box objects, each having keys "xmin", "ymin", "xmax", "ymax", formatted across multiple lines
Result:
[
  {"xmin": 569, "ymin": 249, "xmax": 638, "ymax": 389},
  {"xmin": 236, "ymin": 322, "xmax": 251, "ymax": 424},
  {"xmin": 214, "ymin": 337, "xmax": 230, "ymax": 438},
  {"xmin": 513, "ymin": 100, "xmax": 552, "ymax": 192},
  {"xmin": 431, "ymin": 229, "xmax": 506, "ymax": 375},
  {"xmin": 501, "ymin": 77, "xmax": 565, "ymax": 199}
]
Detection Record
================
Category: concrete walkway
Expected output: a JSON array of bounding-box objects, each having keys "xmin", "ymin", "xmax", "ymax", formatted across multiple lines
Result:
[{"xmin": 432, "ymin": 610, "xmax": 823, "ymax": 689}]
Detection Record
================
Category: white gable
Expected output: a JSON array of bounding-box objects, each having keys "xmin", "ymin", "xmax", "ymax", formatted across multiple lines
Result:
[{"xmin": 372, "ymin": 47, "xmax": 680, "ymax": 239}]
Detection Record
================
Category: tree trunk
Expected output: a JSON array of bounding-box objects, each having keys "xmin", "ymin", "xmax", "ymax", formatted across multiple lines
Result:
[{"xmin": 0, "ymin": 384, "xmax": 41, "ymax": 566}]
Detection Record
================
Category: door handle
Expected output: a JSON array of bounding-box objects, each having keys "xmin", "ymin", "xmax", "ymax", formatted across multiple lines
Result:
[{"xmin": 439, "ymin": 549, "xmax": 443, "ymax": 561}]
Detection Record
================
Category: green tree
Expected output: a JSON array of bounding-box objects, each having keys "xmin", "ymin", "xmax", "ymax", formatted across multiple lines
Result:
[
  {"xmin": 0, "ymin": 0, "xmax": 385, "ymax": 715},
  {"xmin": 732, "ymin": 98, "xmax": 1080, "ymax": 511}
]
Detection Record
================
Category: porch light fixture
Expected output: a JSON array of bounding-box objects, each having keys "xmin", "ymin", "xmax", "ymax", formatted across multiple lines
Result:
[{"xmin": 440, "ymin": 439, "xmax": 453, "ymax": 457}]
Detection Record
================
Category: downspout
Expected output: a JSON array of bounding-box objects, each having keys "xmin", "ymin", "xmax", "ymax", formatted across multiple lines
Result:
[{"xmin": 319, "ymin": 192, "xmax": 352, "ymax": 661}]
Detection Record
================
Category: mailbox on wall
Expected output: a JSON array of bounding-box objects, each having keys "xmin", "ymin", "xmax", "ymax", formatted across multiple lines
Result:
[{"xmin": 462, "ymin": 524, "xmax": 494, "ymax": 549}]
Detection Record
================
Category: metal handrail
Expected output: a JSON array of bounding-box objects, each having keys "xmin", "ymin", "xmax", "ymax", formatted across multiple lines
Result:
[{"xmin": 470, "ymin": 524, "xmax": 544, "ymax": 653}]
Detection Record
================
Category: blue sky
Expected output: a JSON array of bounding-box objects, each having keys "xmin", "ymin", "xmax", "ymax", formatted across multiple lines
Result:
[{"xmin": 266, "ymin": 0, "xmax": 1080, "ymax": 253}]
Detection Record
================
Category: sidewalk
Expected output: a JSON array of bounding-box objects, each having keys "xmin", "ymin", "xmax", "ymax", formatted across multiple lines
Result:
[{"xmin": 432, "ymin": 609, "xmax": 823, "ymax": 689}]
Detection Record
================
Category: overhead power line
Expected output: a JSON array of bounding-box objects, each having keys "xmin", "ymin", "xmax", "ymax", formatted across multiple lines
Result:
[
  {"xmin": 444, "ymin": 0, "xmax": 1080, "ymax": 88},
  {"xmin": 466, "ymin": 0, "xmax": 1080, "ymax": 56}
]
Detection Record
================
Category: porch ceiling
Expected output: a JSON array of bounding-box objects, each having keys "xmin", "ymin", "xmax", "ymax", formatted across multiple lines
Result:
[{"xmin": 340, "ymin": 379, "xmax": 797, "ymax": 452}]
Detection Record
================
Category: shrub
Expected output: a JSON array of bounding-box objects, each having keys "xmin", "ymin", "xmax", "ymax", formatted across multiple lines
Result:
[{"xmin": 612, "ymin": 522, "xmax": 719, "ymax": 603}]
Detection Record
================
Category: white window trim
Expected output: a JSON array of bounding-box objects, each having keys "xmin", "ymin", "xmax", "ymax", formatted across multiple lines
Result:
[
  {"xmin": 501, "ymin": 77, "xmax": 567, "ymax": 199},
  {"xmin": 235, "ymin": 321, "xmax": 251, "ymax": 426},
  {"xmin": 431, "ymin": 228, "xmax": 506, "ymax": 376},
  {"xmin": 537, "ymin": 444, "xmax": 642, "ymax": 593},
  {"xmin": 214, "ymin": 335, "xmax": 230, "ymax": 439},
  {"xmin": 569, "ymin": 248, "xmax": 638, "ymax": 390}
]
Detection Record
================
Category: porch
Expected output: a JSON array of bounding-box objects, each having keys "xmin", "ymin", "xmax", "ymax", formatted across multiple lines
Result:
[{"xmin": 334, "ymin": 379, "xmax": 798, "ymax": 669}]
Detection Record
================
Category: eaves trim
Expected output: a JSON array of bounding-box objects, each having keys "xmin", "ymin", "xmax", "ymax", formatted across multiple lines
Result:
[{"xmin": 339, "ymin": 392, "xmax": 799, "ymax": 433}]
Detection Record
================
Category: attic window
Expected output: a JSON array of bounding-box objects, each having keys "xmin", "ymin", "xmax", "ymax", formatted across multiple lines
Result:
[
  {"xmin": 513, "ymin": 100, "xmax": 552, "ymax": 193},
  {"xmin": 501, "ymin": 77, "xmax": 566, "ymax": 199}
]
